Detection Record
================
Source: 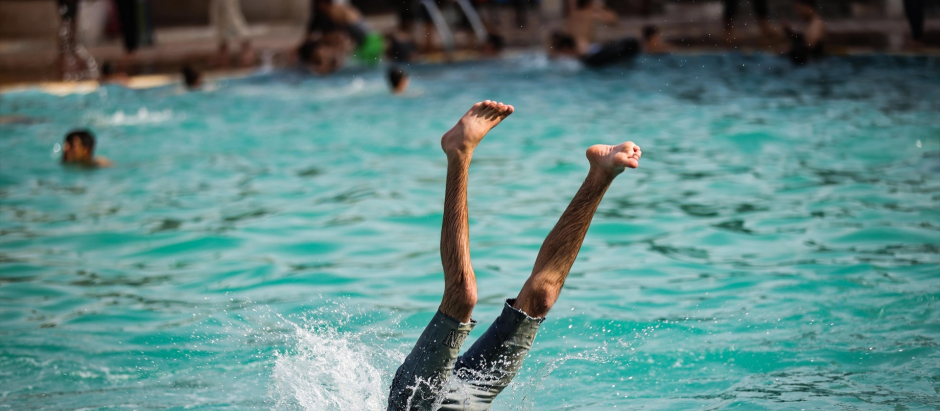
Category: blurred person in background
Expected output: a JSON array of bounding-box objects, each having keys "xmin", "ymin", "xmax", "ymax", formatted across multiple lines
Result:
[
  {"xmin": 723, "ymin": 0, "xmax": 774, "ymax": 42},
  {"xmin": 113, "ymin": 0, "xmax": 155, "ymax": 72},
  {"xmin": 641, "ymin": 25, "xmax": 674, "ymax": 54},
  {"xmin": 416, "ymin": 0, "xmax": 446, "ymax": 53},
  {"xmin": 550, "ymin": 31, "xmax": 641, "ymax": 67},
  {"xmin": 297, "ymin": 38, "xmax": 344, "ymax": 74},
  {"xmin": 386, "ymin": 6, "xmax": 419, "ymax": 63},
  {"xmin": 98, "ymin": 62, "xmax": 130, "ymax": 85},
  {"xmin": 903, "ymin": 0, "xmax": 925, "ymax": 49},
  {"xmin": 549, "ymin": 0, "xmax": 640, "ymax": 68},
  {"xmin": 482, "ymin": 33, "xmax": 505, "ymax": 56},
  {"xmin": 57, "ymin": 0, "xmax": 99, "ymax": 81},
  {"xmin": 210, "ymin": 0, "xmax": 256, "ymax": 67},
  {"xmin": 783, "ymin": 0, "xmax": 825, "ymax": 65},
  {"xmin": 387, "ymin": 66, "xmax": 410, "ymax": 94},
  {"xmin": 564, "ymin": 0, "xmax": 619, "ymax": 55},
  {"xmin": 61, "ymin": 130, "xmax": 112, "ymax": 167},
  {"xmin": 182, "ymin": 66, "xmax": 204, "ymax": 90},
  {"xmin": 311, "ymin": 0, "xmax": 385, "ymax": 66}
]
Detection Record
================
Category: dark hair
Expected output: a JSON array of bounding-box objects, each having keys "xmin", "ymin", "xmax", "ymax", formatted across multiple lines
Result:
[
  {"xmin": 576, "ymin": 0, "xmax": 592, "ymax": 9},
  {"xmin": 642, "ymin": 25, "xmax": 659, "ymax": 41},
  {"xmin": 486, "ymin": 34, "xmax": 505, "ymax": 52},
  {"xmin": 101, "ymin": 61, "xmax": 114, "ymax": 76},
  {"xmin": 388, "ymin": 66, "xmax": 408, "ymax": 89},
  {"xmin": 181, "ymin": 66, "xmax": 201, "ymax": 89},
  {"xmin": 65, "ymin": 129, "xmax": 95, "ymax": 152},
  {"xmin": 795, "ymin": 0, "xmax": 816, "ymax": 8},
  {"xmin": 298, "ymin": 40, "xmax": 320, "ymax": 64},
  {"xmin": 398, "ymin": 8, "xmax": 415, "ymax": 30},
  {"xmin": 550, "ymin": 31, "xmax": 577, "ymax": 51}
]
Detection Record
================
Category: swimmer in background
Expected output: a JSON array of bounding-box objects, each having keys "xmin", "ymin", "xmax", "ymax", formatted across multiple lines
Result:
[
  {"xmin": 61, "ymin": 129, "xmax": 112, "ymax": 167},
  {"xmin": 550, "ymin": 31, "xmax": 640, "ymax": 68},
  {"xmin": 642, "ymin": 25, "xmax": 675, "ymax": 54},
  {"xmin": 550, "ymin": 0, "xmax": 640, "ymax": 67},
  {"xmin": 99, "ymin": 62, "xmax": 131, "ymax": 86},
  {"xmin": 297, "ymin": 39, "xmax": 344, "ymax": 74},
  {"xmin": 387, "ymin": 66, "xmax": 410, "ymax": 95},
  {"xmin": 782, "ymin": 0, "xmax": 825, "ymax": 65},
  {"xmin": 387, "ymin": 100, "xmax": 641, "ymax": 409},
  {"xmin": 481, "ymin": 34, "xmax": 506, "ymax": 57},
  {"xmin": 182, "ymin": 66, "xmax": 204, "ymax": 90}
]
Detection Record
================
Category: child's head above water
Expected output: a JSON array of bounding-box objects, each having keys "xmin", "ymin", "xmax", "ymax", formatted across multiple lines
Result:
[
  {"xmin": 388, "ymin": 66, "xmax": 410, "ymax": 95},
  {"xmin": 182, "ymin": 66, "xmax": 203, "ymax": 90},
  {"xmin": 62, "ymin": 129, "xmax": 96, "ymax": 163}
]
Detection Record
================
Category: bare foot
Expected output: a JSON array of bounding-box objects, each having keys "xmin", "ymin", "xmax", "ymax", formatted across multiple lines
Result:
[
  {"xmin": 586, "ymin": 142, "xmax": 642, "ymax": 179},
  {"xmin": 441, "ymin": 100, "xmax": 514, "ymax": 157}
]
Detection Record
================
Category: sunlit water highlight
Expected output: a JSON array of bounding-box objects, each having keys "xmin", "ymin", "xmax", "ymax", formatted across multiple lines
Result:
[{"xmin": 1, "ymin": 54, "xmax": 939, "ymax": 410}]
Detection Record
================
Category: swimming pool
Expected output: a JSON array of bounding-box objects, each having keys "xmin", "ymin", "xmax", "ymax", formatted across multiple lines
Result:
[{"xmin": 1, "ymin": 54, "xmax": 938, "ymax": 410}]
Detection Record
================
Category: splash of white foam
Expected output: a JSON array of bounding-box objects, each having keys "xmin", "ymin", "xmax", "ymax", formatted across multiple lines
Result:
[
  {"xmin": 271, "ymin": 318, "xmax": 396, "ymax": 410},
  {"xmin": 95, "ymin": 108, "xmax": 174, "ymax": 126}
]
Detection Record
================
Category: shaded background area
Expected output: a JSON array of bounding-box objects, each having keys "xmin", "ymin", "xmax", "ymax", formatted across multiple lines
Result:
[{"xmin": 1, "ymin": 0, "xmax": 939, "ymax": 84}]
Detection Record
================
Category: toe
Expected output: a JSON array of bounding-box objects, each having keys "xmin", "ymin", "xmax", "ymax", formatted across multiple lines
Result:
[
  {"xmin": 613, "ymin": 152, "xmax": 638, "ymax": 169},
  {"xmin": 624, "ymin": 157, "xmax": 640, "ymax": 169}
]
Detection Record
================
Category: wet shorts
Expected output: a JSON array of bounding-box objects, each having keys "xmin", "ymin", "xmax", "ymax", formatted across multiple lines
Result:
[{"xmin": 388, "ymin": 299, "xmax": 544, "ymax": 411}]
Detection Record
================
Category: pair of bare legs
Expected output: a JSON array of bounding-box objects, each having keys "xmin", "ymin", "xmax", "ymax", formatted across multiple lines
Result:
[{"xmin": 437, "ymin": 100, "xmax": 641, "ymax": 324}]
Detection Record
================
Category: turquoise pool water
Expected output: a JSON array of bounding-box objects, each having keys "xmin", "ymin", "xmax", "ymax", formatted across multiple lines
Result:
[{"xmin": 1, "ymin": 54, "xmax": 939, "ymax": 410}]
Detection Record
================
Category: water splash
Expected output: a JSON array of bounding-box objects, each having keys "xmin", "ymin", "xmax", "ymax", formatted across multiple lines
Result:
[
  {"xmin": 94, "ymin": 108, "xmax": 175, "ymax": 126},
  {"xmin": 270, "ymin": 306, "xmax": 401, "ymax": 410}
]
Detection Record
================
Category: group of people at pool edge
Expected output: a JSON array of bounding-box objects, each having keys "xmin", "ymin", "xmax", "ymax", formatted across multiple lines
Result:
[
  {"xmin": 59, "ymin": 0, "xmax": 841, "ymax": 87},
  {"xmin": 297, "ymin": 0, "xmax": 828, "ymax": 73},
  {"xmin": 550, "ymin": 0, "xmax": 825, "ymax": 66}
]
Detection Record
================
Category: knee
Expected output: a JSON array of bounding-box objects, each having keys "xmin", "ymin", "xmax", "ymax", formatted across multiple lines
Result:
[
  {"xmin": 441, "ymin": 286, "xmax": 477, "ymax": 322},
  {"xmin": 516, "ymin": 286, "xmax": 558, "ymax": 318}
]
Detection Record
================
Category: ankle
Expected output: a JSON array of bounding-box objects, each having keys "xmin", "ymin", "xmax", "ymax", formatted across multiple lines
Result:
[
  {"xmin": 445, "ymin": 147, "xmax": 473, "ymax": 163},
  {"xmin": 588, "ymin": 166, "xmax": 618, "ymax": 184}
]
